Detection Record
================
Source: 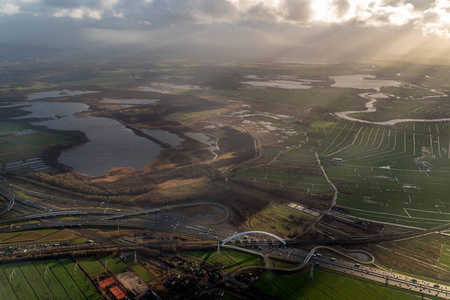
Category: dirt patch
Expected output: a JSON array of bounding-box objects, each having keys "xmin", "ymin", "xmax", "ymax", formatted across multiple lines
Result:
[
  {"xmin": 157, "ymin": 178, "xmax": 205, "ymax": 190},
  {"xmin": 116, "ymin": 271, "xmax": 148, "ymax": 299}
]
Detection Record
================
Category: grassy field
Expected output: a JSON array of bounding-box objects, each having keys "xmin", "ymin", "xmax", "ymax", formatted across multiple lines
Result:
[
  {"xmin": 68, "ymin": 70, "xmax": 133, "ymax": 87},
  {"xmin": 438, "ymin": 245, "xmax": 450, "ymax": 270},
  {"xmin": 0, "ymin": 258, "xmax": 101, "ymax": 300},
  {"xmin": 0, "ymin": 122, "xmax": 68, "ymax": 164},
  {"xmin": 249, "ymin": 203, "xmax": 313, "ymax": 237},
  {"xmin": 234, "ymin": 147, "xmax": 332, "ymax": 202},
  {"xmin": 103, "ymin": 255, "xmax": 127, "ymax": 275},
  {"xmin": 77, "ymin": 257, "xmax": 105, "ymax": 277},
  {"xmin": 184, "ymin": 248, "xmax": 262, "ymax": 272},
  {"xmin": 0, "ymin": 229, "xmax": 83, "ymax": 245},
  {"xmin": 0, "ymin": 122, "xmax": 28, "ymax": 133},
  {"xmin": 311, "ymin": 122, "xmax": 450, "ymax": 227},
  {"xmin": 252, "ymin": 270, "xmax": 426, "ymax": 300},
  {"xmin": 1, "ymin": 81, "xmax": 57, "ymax": 92},
  {"xmin": 127, "ymin": 262, "xmax": 155, "ymax": 282},
  {"xmin": 233, "ymin": 117, "xmax": 450, "ymax": 228}
]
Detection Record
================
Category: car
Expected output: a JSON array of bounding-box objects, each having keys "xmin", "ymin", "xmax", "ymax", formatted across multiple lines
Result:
[
  {"xmin": 434, "ymin": 284, "xmax": 440, "ymax": 288},
  {"xmin": 354, "ymin": 264, "xmax": 360, "ymax": 267},
  {"xmin": 330, "ymin": 257, "xmax": 336, "ymax": 261}
]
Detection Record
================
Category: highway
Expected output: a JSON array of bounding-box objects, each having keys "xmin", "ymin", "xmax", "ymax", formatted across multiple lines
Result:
[
  {"xmin": 234, "ymin": 244, "xmax": 450, "ymax": 299},
  {"xmin": 1, "ymin": 175, "xmax": 450, "ymax": 299}
]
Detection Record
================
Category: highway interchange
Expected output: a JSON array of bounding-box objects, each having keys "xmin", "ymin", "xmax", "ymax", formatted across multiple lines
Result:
[{"xmin": 1, "ymin": 175, "xmax": 450, "ymax": 299}]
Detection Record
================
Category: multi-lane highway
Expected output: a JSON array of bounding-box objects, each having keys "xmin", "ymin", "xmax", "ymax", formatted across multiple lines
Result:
[
  {"xmin": 1, "ymin": 176, "xmax": 449, "ymax": 299},
  {"xmin": 242, "ymin": 245, "xmax": 450, "ymax": 299}
]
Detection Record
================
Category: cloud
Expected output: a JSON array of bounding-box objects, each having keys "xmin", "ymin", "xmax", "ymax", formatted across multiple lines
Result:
[
  {"xmin": 420, "ymin": 0, "xmax": 450, "ymax": 37},
  {"xmin": 0, "ymin": 3, "xmax": 21, "ymax": 15},
  {"xmin": 283, "ymin": 0, "xmax": 313, "ymax": 22},
  {"xmin": 2, "ymin": 0, "xmax": 450, "ymax": 62}
]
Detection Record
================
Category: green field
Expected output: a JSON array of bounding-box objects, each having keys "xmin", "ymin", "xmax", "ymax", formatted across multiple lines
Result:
[
  {"xmin": 127, "ymin": 261, "xmax": 155, "ymax": 282},
  {"xmin": 0, "ymin": 258, "xmax": 101, "ymax": 300},
  {"xmin": 438, "ymin": 245, "xmax": 450, "ymax": 270},
  {"xmin": 0, "ymin": 229, "xmax": 83, "ymax": 244},
  {"xmin": 250, "ymin": 203, "xmax": 313, "ymax": 237},
  {"xmin": 252, "ymin": 270, "xmax": 426, "ymax": 300},
  {"xmin": 312, "ymin": 122, "xmax": 450, "ymax": 227},
  {"xmin": 234, "ymin": 118, "xmax": 450, "ymax": 228},
  {"xmin": 103, "ymin": 255, "xmax": 127, "ymax": 275},
  {"xmin": 215, "ymin": 87, "xmax": 367, "ymax": 112},
  {"xmin": 0, "ymin": 122, "xmax": 68, "ymax": 164},
  {"xmin": 68, "ymin": 70, "xmax": 133, "ymax": 87},
  {"xmin": 184, "ymin": 248, "xmax": 262, "ymax": 272},
  {"xmin": 77, "ymin": 257, "xmax": 105, "ymax": 277},
  {"xmin": 0, "ymin": 122, "xmax": 28, "ymax": 133}
]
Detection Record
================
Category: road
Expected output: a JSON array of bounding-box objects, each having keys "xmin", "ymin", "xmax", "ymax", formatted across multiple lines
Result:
[
  {"xmin": 1, "ymin": 175, "xmax": 450, "ymax": 299},
  {"xmin": 235, "ymin": 244, "xmax": 450, "ymax": 299}
]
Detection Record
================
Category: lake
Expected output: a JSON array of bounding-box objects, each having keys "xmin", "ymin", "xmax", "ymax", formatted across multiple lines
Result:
[
  {"xmin": 331, "ymin": 75, "xmax": 400, "ymax": 91},
  {"xmin": 27, "ymin": 90, "xmax": 97, "ymax": 100},
  {"xmin": 16, "ymin": 102, "xmax": 162, "ymax": 176},
  {"xmin": 242, "ymin": 79, "xmax": 314, "ymax": 89},
  {"xmin": 141, "ymin": 129, "xmax": 184, "ymax": 147},
  {"xmin": 103, "ymin": 98, "xmax": 159, "ymax": 105}
]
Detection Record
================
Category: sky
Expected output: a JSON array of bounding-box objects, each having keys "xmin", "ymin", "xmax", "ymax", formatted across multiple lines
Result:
[{"xmin": 2, "ymin": 0, "xmax": 450, "ymax": 62}]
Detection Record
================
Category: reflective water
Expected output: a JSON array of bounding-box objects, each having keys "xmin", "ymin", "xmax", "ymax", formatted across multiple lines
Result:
[
  {"xmin": 141, "ymin": 129, "xmax": 184, "ymax": 147},
  {"xmin": 331, "ymin": 75, "xmax": 400, "ymax": 91},
  {"xmin": 103, "ymin": 98, "xmax": 159, "ymax": 105},
  {"xmin": 27, "ymin": 90, "xmax": 96, "ymax": 100},
  {"xmin": 242, "ymin": 80, "xmax": 314, "ymax": 89},
  {"xmin": 16, "ymin": 102, "xmax": 162, "ymax": 176}
]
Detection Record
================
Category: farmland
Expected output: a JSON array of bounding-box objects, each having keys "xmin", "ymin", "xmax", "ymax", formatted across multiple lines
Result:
[
  {"xmin": 249, "ymin": 203, "xmax": 315, "ymax": 238},
  {"xmin": 183, "ymin": 248, "xmax": 262, "ymax": 272},
  {"xmin": 314, "ymin": 122, "xmax": 450, "ymax": 227},
  {"xmin": 233, "ymin": 118, "xmax": 450, "ymax": 228},
  {"xmin": 0, "ymin": 229, "xmax": 86, "ymax": 245},
  {"xmin": 0, "ymin": 258, "xmax": 101, "ymax": 300},
  {"xmin": 0, "ymin": 121, "xmax": 68, "ymax": 166},
  {"xmin": 1, "ymin": 60, "xmax": 450, "ymax": 299},
  {"xmin": 252, "ymin": 270, "xmax": 426, "ymax": 300}
]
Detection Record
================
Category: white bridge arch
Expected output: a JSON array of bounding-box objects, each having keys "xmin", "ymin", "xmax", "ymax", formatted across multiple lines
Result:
[{"xmin": 221, "ymin": 231, "xmax": 286, "ymax": 246}]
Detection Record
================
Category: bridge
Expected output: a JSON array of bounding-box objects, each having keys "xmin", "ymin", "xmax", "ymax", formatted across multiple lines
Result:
[
  {"xmin": 25, "ymin": 211, "xmax": 88, "ymax": 219},
  {"xmin": 221, "ymin": 231, "xmax": 286, "ymax": 246}
]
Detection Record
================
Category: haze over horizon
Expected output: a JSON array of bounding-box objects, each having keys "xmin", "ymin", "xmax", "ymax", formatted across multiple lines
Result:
[{"xmin": 2, "ymin": 0, "xmax": 450, "ymax": 62}]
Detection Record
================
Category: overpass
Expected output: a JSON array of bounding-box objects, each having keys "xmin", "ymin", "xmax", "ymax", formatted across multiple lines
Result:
[
  {"xmin": 221, "ymin": 231, "xmax": 286, "ymax": 246},
  {"xmin": 25, "ymin": 211, "xmax": 88, "ymax": 219}
]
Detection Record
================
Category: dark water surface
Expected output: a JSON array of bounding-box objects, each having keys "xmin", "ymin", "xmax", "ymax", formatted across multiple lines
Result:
[{"xmin": 17, "ymin": 102, "xmax": 163, "ymax": 176}]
